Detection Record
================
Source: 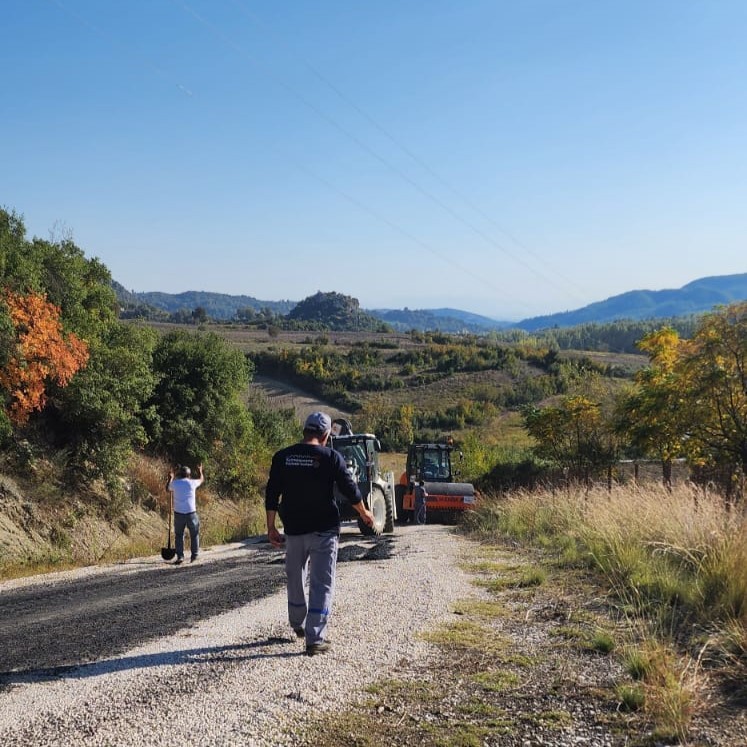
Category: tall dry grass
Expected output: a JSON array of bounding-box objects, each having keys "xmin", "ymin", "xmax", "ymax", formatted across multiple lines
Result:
[
  {"xmin": 468, "ymin": 482, "xmax": 747, "ymax": 634},
  {"xmin": 465, "ymin": 481, "xmax": 747, "ymax": 739},
  {"xmin": 129, "ymin": 453, "xmax": 171, "ymax": 514}
]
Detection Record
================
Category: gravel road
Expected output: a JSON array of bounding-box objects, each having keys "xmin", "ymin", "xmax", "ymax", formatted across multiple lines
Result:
[{"xmin": 0, "ymin": 523, "xmax": 474, "ymax": 746}]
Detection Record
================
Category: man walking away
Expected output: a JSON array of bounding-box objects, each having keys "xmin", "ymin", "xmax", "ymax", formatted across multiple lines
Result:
[
  {"xmin": 167, "ymin": 464, "xmax": 204, "ymax": 564},
  {"xmin": 265, "ymin": 411, "xmax": 375, "ymax": 656}
]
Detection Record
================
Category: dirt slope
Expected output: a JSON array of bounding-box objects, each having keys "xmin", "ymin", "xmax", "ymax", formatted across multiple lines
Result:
[{"xmin": 251, "ymin": 374, "xmax": 350, "ymax": 423}]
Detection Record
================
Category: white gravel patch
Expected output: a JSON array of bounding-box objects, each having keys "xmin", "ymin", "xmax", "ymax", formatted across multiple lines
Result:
[{"xmin": 0, "ymin": 524, "xmax": 477, "ymax": 746}]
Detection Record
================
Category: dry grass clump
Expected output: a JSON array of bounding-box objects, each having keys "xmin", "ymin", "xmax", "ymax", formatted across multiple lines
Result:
[
  {"xmin": 466, "ymin": 481, "xmax": 747, "ymax": 739},
  {"xmin": 578, "ymin": 484, "xmax": 747, "ymax": 634},
  {"xmin": 621, "ymin": 639, "xmax": 700, "ymax": 743},
  {"xmin": 469, "ymin": 483, "xmax": 747, "ymax": 633},
  {"xmin": 128, "ymin": 453, "xmax": 171, "ymax": 513}
]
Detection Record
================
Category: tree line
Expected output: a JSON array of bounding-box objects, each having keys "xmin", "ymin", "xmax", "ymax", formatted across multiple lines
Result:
[
  {"xmin": 492, "ymin": 317, "xmax": 701, "ymax": 355},
  {"xmin": 0, "ymin": 208, "xmax": 297, "ymax": 509}
]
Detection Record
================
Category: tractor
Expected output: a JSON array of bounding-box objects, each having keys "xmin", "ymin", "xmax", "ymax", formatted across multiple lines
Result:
[
  {"xmin": 330, "ymin": 418, "xmax": 397, "ymax": 536},
  {"xmin": 396, "ymin": 441, "xmax": 477, "ymax": 523}
]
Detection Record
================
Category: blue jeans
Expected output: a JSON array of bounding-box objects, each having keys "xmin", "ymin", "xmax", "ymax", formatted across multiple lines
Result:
[
  {"xmin": 174, "ymin": 511, "xmax": 200, "ymax": 559},
  {"xmin": 284, "ymin": 530, "xmax": 339, "ymax": 645}
]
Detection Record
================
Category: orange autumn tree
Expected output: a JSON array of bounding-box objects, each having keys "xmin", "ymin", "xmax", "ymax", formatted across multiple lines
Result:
[{"xmin": 0, "ymin": 290, "xmax": 89, "ymax": 426}]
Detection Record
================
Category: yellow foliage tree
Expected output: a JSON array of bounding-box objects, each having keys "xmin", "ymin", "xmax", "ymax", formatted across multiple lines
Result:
[
  {"xmin": 615, "ymin": 326, "xmax": 688, "ymax": 488},
  {"xmin": 678, "ymin": 302, "xmax": 747, "ymax": 498}
]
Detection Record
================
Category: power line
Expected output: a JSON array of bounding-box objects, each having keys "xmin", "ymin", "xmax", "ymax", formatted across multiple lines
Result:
[
  {"xmin": 47, "ymin": 0, "xmax": 552, "ymax": 314},
  {"xmin": 170, "ymin": 0, "xmax": 538, "ymax": 310},
  {"xmin": 290, "ymin": 161, "xmax": 535, "ymax": 312},
  {"xmin": 45, "ymin": 0, "xmax": 523, "ymax": 306},
  {"xmin": 224, "ymin": 0, "xmax": 589, "ymax": 302}
]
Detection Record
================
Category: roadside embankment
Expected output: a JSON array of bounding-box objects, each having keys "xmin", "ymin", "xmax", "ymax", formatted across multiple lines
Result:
[{"xmin": 0, "ymin": 472, "xmax": 258, "ymax": 578}]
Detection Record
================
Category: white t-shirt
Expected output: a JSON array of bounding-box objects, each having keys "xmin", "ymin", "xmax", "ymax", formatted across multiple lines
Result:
[{"xmin": 169, "ymin": 477, "xmax": 203, "ymax": 513}]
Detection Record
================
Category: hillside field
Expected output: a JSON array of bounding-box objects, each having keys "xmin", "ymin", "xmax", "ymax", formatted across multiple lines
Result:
[{"xmin": 140, "ymin": 321, "xmax": 648, "ymax": 451}]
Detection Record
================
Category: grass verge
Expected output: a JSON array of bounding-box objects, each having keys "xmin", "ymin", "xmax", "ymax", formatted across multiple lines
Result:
[{"xmin": 463, "ymin": 482, "xmax": 747, "ymax": 741}]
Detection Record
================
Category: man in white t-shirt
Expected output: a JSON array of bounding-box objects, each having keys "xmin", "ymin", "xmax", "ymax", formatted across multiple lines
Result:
[{"xmin": 166, "ymin": 464, "xmax": 205, "ymax": 564}]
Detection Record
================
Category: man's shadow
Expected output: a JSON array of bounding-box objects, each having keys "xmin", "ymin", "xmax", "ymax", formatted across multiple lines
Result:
[{"xmin": 0, "ymin": 636, "xmax": 302, "ymax": 688}]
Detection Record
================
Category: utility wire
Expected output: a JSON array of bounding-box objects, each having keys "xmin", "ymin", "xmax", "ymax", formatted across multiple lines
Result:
[
  {"xmin": 171, "ymin": 0, "xmax": 538, "ymax": 310},
  {"xmin": 48, "ymin": 0, "xmax": 537, "ymax": 313},
  {"xmin": 290, "ymin": 161, "xmax": 534, "ymax": 311},
  {"xmin": 224, "ymin": 0, "xmax": 588, "ymax": 302},
  {"xmin": 45, "ymin": 0, "xmax": 524, "ymax": 307}
]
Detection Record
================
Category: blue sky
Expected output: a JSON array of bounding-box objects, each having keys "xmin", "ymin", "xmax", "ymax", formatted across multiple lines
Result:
[{"xmin": 2, "ymin": 1, "xmax": 746, "ymax": 320}]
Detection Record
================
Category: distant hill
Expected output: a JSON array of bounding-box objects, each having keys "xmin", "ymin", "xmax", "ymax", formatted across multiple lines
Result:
[
  {"xmin": 113, "ymin": 284, "xmax": 295, "ymax": 319},
  {"xmin": 515, "ymin": 273, "xmax": 747, "ymax": 332},
  {"xmin": 370, "ymin": 307, "xmax": 510, "ymax": 333},
  {"xmin": 289, "ymin": 291, "xmax": 388, "ymax": 332}
]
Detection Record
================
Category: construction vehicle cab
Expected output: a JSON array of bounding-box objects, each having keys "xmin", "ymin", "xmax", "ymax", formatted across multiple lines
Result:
[
  {"xmin": 330, "ymin": 418, "xmax": 396, "ymax": 536},
  {"xmin": 414, "ymin": 444, "xmax": 453, "ymax": 481},
  {"xmin": 396, "ymin": 442, "xmax": 476, "ymax": 523}
]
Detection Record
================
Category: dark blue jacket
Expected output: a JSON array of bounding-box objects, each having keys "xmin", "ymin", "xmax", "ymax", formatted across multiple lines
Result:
[{"xmin": 265, "ymin": 442, "xmax": 363, "ymax": 535}]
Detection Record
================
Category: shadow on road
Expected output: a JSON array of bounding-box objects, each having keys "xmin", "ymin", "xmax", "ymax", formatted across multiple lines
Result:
[{"xmin": 0, "ymin": 636, "xmax": 303, "ymax": 687}]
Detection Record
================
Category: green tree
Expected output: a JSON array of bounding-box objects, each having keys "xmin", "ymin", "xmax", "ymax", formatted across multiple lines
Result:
[
  {"xmin": 56, "ymin": 323, "xmax": 158, "ymax": 489},
  {"xmin": 523, "ymin": 393, "xmax": 616, "ymax": 484},
  {"xmin": 236, "ymin": 306, "xmax": 256, "ymax": 322},
  {"xmin": 0, "ymin": 209, "xmax": 117, "ymax": 340},
  {"xmin": 149, "ymin": 330, "xmax": 254, "ymax": 489},
  {"xmin": 0, "ymin": 208, "xmax": 38, "ymax": 291},
  {"xmin": 0, "ymin": 208, "xmax": 171, "ymax": 497}
]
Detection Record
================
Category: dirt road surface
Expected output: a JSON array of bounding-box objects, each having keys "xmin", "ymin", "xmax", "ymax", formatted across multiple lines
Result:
[
  {"xmin": 251, "ymin": 375, "xmax": 350, "ymax": 424},
  {"xmin": 2, "ymin": 523, "xmax": 745, "ymax": 746}
]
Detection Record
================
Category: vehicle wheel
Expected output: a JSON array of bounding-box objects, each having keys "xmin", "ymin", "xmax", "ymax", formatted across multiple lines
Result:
[
  {"xmin": 383, "ymin": 490, "xmax": 395, "ymax": 533},
  {"xmin": 359, "ymin": 485, "xmax": 386, "ymax": 536},
  {"xmin": 394, "ymin": 485, "xmax": 406, "ymax": 525}
]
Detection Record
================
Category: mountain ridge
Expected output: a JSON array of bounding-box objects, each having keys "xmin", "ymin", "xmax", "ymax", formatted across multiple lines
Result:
[
  {"xmin": 114, "ymin": 273, "xmax": 747, "ymax": 332},
  {"xmin": 515, "ymin": 273, "xmax": 747, "ymax": 332}
]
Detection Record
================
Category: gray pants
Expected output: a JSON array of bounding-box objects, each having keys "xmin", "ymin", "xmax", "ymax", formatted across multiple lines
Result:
[
  {"xmin": 174, "ymin": 511, "xmax": 200, "ymax": 559},
  {"xmin": 415, "ymin": 498, "xmax": 427, "ymax": 524},
  {"xmin": 284, "ymin": 530, "xmax": 339, "ymax": 645}
]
